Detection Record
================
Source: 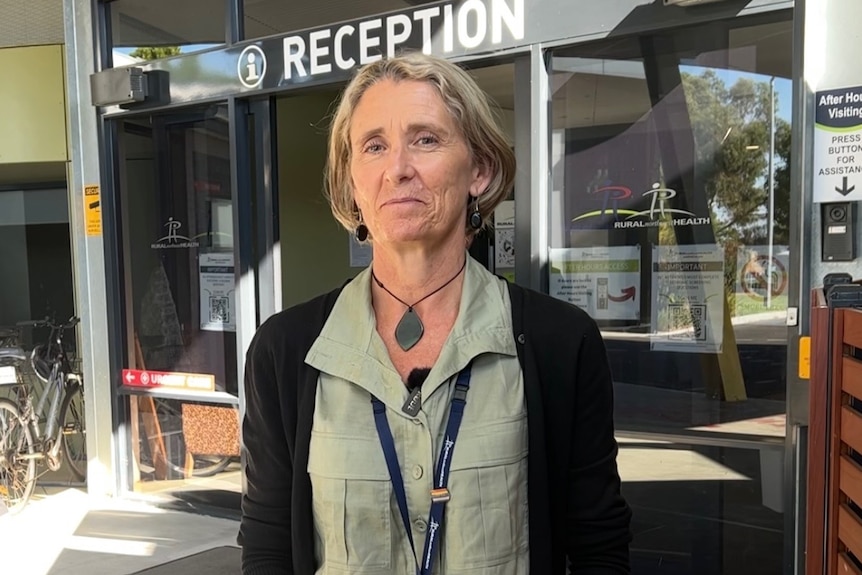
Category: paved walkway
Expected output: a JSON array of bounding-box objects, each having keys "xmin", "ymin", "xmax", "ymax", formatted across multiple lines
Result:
[{"xmin": 0, "ymin": 488, "xmax": 240, "ymax": 575}]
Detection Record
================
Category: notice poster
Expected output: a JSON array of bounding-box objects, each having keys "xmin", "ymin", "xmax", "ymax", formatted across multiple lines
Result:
[
  {"xmin": 494, "ymin": 200, "xmax": 515, "ymax": 269},
  {"xmin": 650, "ymin": 244, "xmax": 724, "ymax": 354},
  {"xmin": 549, "ymin": 246, "xmax": 640, "ymax": 320},
  {"xmin": 199, "ymin": 252, "xmax": 236, "ymax": 332}
]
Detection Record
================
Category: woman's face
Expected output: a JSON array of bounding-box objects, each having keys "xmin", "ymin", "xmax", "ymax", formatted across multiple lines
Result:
[{"xmin": 349, "ymin": 79, "xmax": 490, "ymax": 248}]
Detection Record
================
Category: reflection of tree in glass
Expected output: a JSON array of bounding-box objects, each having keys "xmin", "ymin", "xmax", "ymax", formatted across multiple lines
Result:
[
  {"xmin": 682, "ymin": 71, "xmax": 790, "ymax": 245},
  {"xmin": 129, "ymin": 46, "xmax": 181, "ymax": 60}
]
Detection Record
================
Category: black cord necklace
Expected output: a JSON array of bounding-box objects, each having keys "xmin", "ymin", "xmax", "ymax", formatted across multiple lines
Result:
[{"xmin": 372, "ymin": 258, "xmax": 467, "ymax": 351}]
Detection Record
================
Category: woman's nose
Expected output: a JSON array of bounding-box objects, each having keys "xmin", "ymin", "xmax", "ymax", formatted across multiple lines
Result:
[{"xmin": 384, "ymin": 145, "xmax": 416, "ymax": 183}]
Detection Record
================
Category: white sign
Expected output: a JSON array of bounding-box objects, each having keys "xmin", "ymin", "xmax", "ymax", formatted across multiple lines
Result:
[
  {"xmin": 549, "ymin": 246, "xmax": 641, "ymax": 320},
  {"xmin": 735, "ymin": 245, "xmax": 789, "ymax": 308},
  {"xmin": 349, "ymin": 233, "xmax": 373, "ymax": 268},
  {"xmin": 814, "ymin": 85, "xmax": 862, "ymax": 202},
  {"xmin": 494, "ymin": 200, "xmax": 515, "ymax": 269},
  {"xmin": 282, "ymin": 0, "xmax": 525, "ymax": 80},
  {"xmin": 650, "ymin": 244, "xmax": 724, "ymax": 354},
  {"xmin": 199, "ymin": 252, "xmax": 236, "ymax": 332},
  {"xmin": 238, "ymin": 45, "xmax": 267, "ymax": 89},
  {"xmin": 0, "ymin": 366, "xmax": 17, "ymax": 385}
]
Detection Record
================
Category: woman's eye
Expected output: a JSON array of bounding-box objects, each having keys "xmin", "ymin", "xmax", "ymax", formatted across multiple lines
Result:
[
  {"xmin": 416, "ymin": 134, "xmax": 438, "ymax": 146},
  {"xmin": 363, "ymin": 142, "xmax": 383, "ymax": 153}
]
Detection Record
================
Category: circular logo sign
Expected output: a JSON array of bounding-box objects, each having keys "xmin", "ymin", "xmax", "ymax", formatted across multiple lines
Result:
[
  {"xmin": 141, "ymin": 371, "xmax": 150, "ymax": 385},
  {"xmin": 740, "ymin": 255, "xmax": 787, "ymax": 300},
  {"xmin": 238, "ymin": 45, "xmax": 267, "ymax": 89}
]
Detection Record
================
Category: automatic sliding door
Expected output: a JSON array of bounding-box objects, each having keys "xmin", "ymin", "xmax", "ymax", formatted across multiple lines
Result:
[
  {"xmin": 116, "ymin": 106, "xmax": 242, "ymax": 497},
  {"xmin": 549, "ymin": 15, "xmax": 793, "ymax": 575}
]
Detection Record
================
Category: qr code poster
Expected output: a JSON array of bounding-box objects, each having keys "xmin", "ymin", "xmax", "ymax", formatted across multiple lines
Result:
[
  {"xmin": 650, "ymin": 244, "xmax": 724, "ymax": 354},
  {"xmin": 199, "ymin": 252, "xmax": 236, "ymax": 332}
]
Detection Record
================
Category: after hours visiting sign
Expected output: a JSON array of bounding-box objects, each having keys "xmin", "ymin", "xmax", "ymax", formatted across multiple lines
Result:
[{"xmin": 814, "ymin": 85, "xmax": 862, "ymax": 203}]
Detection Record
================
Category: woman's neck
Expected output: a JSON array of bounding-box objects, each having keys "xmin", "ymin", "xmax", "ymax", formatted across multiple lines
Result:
[
  {"xmin": 370, "ymin": 241, "xmax": 468, "ymax": 306},
  {"xmin": 370, "ymin": 239, "xmax": 469, "ymax": 377}
]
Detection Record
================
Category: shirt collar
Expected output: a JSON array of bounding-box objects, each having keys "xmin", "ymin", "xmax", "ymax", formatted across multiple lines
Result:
[{"xmin": 305, "ymin": 255, "xmax": 516, "ymax": 391}]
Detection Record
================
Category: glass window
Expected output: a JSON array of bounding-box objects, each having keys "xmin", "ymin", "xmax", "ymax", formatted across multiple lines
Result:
[
  {"xmin": 0, "ymin": 187, "xmax": 75, "ymax": 327},
  {"xmin": 243, "ymin": 0, "xmax": 437, "ymax": 40},
  {"xmin": 551, "ymin": 18, "xmax": 792, "ymax": 439},
  {"xmin": 550, "ymin": 16, "xmax": 792, "ymax": 574},
  {"xmin": 117, "ymin": 106, "xmax": 240, "ymax": 494},
  {"xmin": 618, "ymin": 439, "xmax": 784, "ymax": 573},
  {"xmin": 106, "ymin": 0, "xmax": 225, "ymax": 67}
]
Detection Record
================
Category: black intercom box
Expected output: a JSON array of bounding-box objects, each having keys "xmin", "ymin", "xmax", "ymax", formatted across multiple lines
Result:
[{"xmin": 822, "ymin": 202, "xmax": 855, "ymax": 261}]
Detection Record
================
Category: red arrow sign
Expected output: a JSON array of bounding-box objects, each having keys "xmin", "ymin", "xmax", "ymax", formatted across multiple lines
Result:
[
  {"xmin": 608, "ymin": 286, "xmax": 636, "ymax": 303},
  {"xmin": 121, "ymin": 369, "xmax": 215, "ymax": 392}
]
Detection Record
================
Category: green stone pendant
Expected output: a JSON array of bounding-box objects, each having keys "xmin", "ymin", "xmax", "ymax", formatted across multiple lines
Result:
[{"xmin": 395, "ymin": 307, "xmax": 424, "ymax": 351}]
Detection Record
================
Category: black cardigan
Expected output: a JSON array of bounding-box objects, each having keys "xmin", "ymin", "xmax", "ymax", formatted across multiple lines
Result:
[{"xmin": 239, "ymin": 281, "xmax": 632, "ymax": 574}]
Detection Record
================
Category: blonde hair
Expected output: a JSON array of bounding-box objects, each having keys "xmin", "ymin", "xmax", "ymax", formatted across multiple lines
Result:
[{"xmin": 325, "ymin": 52, "xmax": 515, "ymax": 237}]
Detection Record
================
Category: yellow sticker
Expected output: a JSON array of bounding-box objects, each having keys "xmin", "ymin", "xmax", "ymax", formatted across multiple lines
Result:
[
  {"xmin": 84, "ymin": 185, "xmax": 102, "ymax": 236},
  {"xmin": 799, "ymin": 336, "xmax": 811, "ymax": 380}
]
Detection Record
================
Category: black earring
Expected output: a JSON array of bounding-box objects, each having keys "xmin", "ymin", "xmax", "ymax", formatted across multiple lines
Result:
[
  {"xmin": 355, "ymin": 223, "xmax": 368, "ymax": 242},
  {"xmin": 355, "ymin": 210, "xmax": 369, "ymax": 242},
  {"xmin": 469, "ymin": 199, "xmax": 482, "ymax": 230}
]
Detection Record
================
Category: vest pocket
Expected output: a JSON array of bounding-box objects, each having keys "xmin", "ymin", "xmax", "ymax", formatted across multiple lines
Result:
[
  {"xmin": 309, "ymin": 432, "xmax": 392, "ymax": 571},
  {"xmin": 443, "ymin": 415, "xmax": 529, "ymax": 569}
]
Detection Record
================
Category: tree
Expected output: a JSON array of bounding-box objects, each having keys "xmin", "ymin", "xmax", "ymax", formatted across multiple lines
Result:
[
  {"xmin": 129, "ymin": 46, "xmax": 181, "ymax": 60},
  {"xmin": 681, "ymin": 71, "xmax": 791, "ymax": 245}
]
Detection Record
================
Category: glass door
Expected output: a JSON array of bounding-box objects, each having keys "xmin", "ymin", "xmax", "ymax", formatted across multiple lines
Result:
[
  {"xmin": 549, "ymin": 14, "xmax": 793, "ymax": 575},
  {"xmin": 115, "ymin": 105, "xmax": 241, "ymax": 500}
]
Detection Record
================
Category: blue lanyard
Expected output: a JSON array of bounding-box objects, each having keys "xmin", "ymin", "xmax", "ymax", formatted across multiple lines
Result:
[{"xmin": 370, "ymin": 365, "xmax": 472, "ymax": 575}]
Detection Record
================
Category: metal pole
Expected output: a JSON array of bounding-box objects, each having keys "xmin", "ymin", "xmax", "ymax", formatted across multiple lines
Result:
[
  {"xmin": 767, "ymin": 76, "xmax": 776, "ymax": 309},
  {"xmin": 63, "ymin": 0, "xmax": 118, "ymax": 496}
]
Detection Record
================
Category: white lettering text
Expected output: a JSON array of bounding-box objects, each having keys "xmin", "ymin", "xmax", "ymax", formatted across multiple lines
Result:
[
  {"xmin": 309, "ymin": 29, "xmax": 332, "ymax": 75},
  {"xmin": 458, "ymin": 0, "xmax": 487, "ymax": 49},
  {"xmin": 386, "ymin": 14, "xmax": 412, "ymax": 58},
  {"xmin": 413, "ymin": 7, "xmax": 440, "ymax": 54},
  {"xmin": 283, "ymin": 36, "xmax": 307, "ymax": 79},
  {"xmin": 359, "ymin": 19, "xmax": 383, "ymax": 64},
  {"xmin": 334, "ymin": 25, "xmax": 356, "ymax": 70},
  {"xmin": 492, "ymin": 0, "xmax": 524, "ymax": 42}
]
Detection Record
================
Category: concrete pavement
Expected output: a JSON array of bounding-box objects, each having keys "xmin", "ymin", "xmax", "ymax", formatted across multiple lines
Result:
[{"xmin": 0, "ymin": 488, "xmax": 240, "ymax": 575}]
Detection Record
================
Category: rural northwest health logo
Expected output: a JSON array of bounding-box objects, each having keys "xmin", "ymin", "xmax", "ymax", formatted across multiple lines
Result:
[
  {"xmin": 572, "ymin": 183, "xmax": 711, "ymax": 229},
  {"xmin": 151, "ymin": 218, "xmax": 200, "ymax": 249},
  {"xmin": 238, "ymin": 45, "xmax": 266, "ymax": 89}
]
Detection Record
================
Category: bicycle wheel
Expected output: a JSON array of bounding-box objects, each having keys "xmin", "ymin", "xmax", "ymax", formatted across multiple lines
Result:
[
  {"xmin": 60, "ymin": 383, "xmax": 86, "ymax": 482},
  {"xmin": 182, "ymin": 454, "xmax": 232, "ymax": 478},
  {"xmin": 0, "ymin": 398, "xmax": 36, "ymax": 513}
]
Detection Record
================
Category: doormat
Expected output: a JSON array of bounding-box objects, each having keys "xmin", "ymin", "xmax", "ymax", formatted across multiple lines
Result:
[{"xmin": 131, "ymin": 546, "xmax": 241, "ymax": 574}]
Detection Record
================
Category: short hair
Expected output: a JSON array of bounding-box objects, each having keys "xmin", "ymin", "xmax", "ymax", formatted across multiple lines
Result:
[{"xmin": 325, "ymin": 52, "xmax": 515, "ymax": 237}]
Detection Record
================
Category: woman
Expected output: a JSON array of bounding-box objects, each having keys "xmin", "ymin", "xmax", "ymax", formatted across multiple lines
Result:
[{"xmin": 240, "ymin": 52, "xmax": 631, "ymax": 574}]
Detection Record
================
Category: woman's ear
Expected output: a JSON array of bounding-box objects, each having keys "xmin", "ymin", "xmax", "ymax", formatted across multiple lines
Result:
[{"xmin": 469, "ymin": 160, "xmax": 493, "ymax": 198}]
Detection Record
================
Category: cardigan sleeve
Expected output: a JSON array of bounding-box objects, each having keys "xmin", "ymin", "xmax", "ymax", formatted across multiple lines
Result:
[
  {"xmin": 239, "ymin": 324, "xmax": 295, "ymax": 575},
  {"xmin": 566, "ymin": 318, "xmax": 633, "ymax": 574}
]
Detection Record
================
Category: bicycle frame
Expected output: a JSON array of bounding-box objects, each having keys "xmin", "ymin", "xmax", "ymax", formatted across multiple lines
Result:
[
  {"xmin": 11, "ymin": 318, "xmax": 81, "ymax": 469},
  {"xmin": 15, "ymin": 366, "xmax": 67, "ymax": 463}
]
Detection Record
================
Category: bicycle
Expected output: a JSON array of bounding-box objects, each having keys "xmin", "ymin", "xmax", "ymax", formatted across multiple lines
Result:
[{"xmin": 0, "ymin": 316, "xmax": 86, "ymax": 513}]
